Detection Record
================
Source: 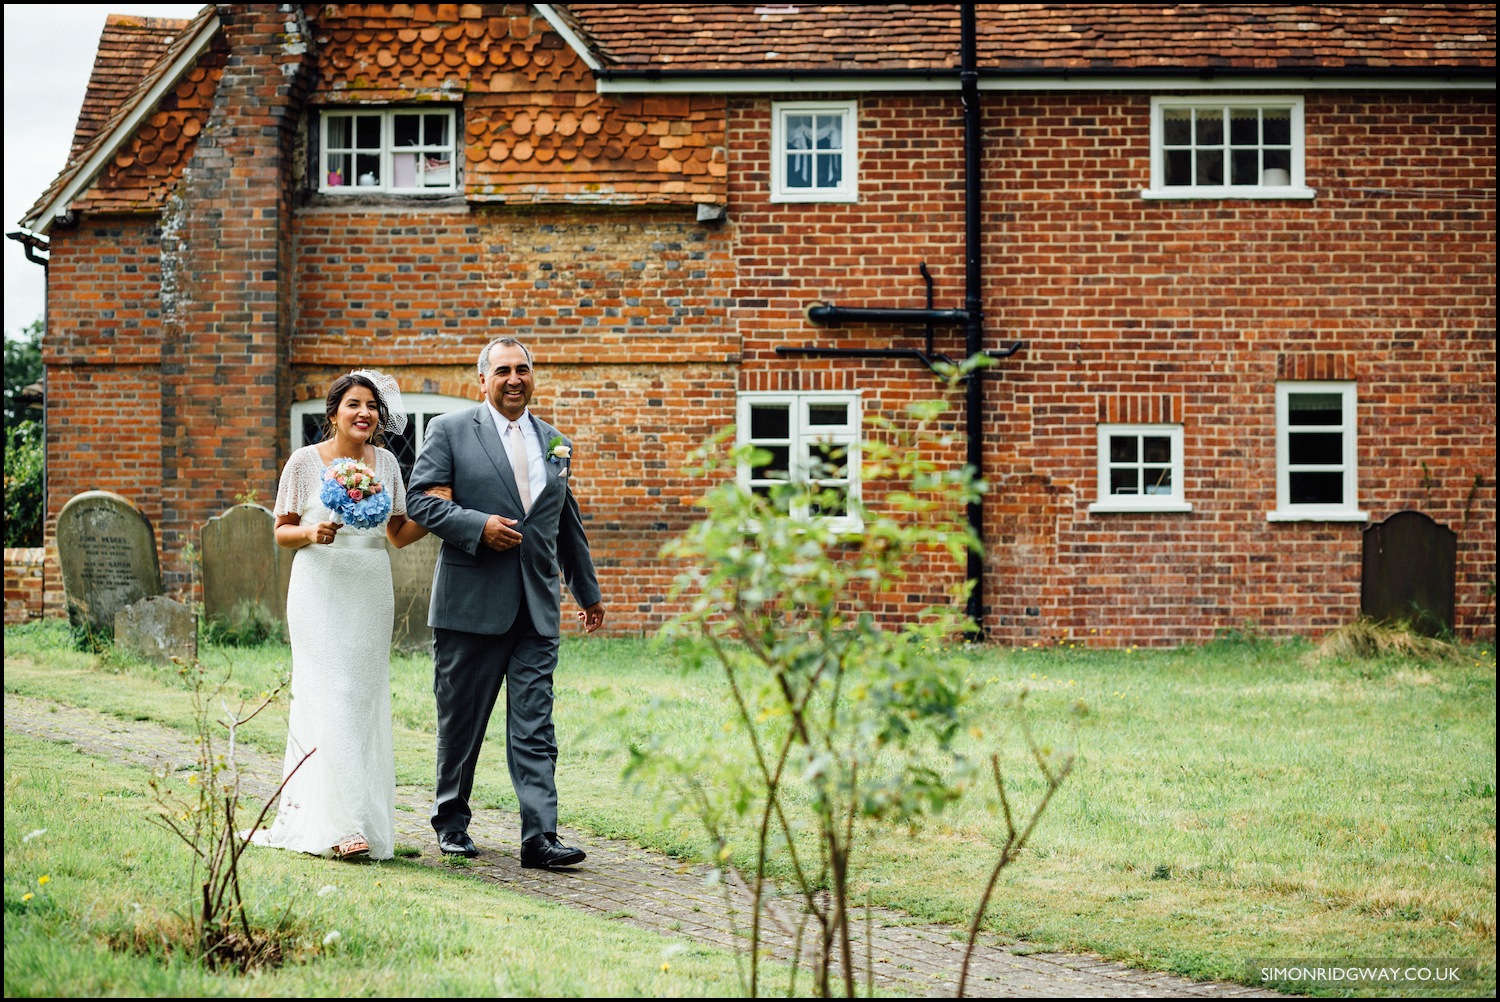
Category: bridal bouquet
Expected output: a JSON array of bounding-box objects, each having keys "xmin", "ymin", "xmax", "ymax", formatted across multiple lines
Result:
[{"xmin": 320, "ymin": 458, "xmax": 392, "ymax": 529}]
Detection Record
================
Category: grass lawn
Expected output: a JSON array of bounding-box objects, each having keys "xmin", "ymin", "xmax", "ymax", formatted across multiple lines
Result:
[{"xmin": 5, "ymin": 619, "xmax": 1495, "ymax": 996}]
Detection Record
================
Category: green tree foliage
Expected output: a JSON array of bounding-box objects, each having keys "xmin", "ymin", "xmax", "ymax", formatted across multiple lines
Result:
[
  {"xmin": 4, "ymin": 319, "xmax": 44, "ymax": 546},
  {"xmin": 643, "ymin": 358, "xmax": 1073, "ymax": 997}
]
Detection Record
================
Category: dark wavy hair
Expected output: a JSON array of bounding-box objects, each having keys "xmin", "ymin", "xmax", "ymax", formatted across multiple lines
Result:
[{"xmin": 323, "ymin": 372, "xmax": 390, "ymax": 447}]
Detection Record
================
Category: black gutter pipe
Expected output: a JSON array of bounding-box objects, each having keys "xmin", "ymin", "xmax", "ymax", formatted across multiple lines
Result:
[
  {"xmin": 592, "ymin": 65, "xmax": 1496, "ymax": 84},
  {"xmin": 805, "ymin": 304, "xmax": 968, "ymax": 326},
  {"xmin": 960, "ymin": 3, "xmax": 986, "ymax": 637},
  {"xmin": 6, "ymin": 230, "xmax": 49, "ymax": 269}
]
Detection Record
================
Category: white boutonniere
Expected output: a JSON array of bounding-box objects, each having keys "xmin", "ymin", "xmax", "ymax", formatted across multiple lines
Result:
[{"xmin": 547, "ymin": 436, "xmax": 571, "ymax": 478}]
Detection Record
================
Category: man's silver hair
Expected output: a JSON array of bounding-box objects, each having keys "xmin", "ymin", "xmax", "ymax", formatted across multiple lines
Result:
[{"xmin": 478, "ymin": 336, "xmax": 534, "ymax": 376}]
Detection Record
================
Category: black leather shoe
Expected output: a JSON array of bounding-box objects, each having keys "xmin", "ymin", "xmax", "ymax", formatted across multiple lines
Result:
[
  {"xmin": 438, "ymin": 830, "xmax": 479, "ymax": 857},
  {"xmin": 521, "ymin": 833, "xmax": 586, "ymax": 869}
]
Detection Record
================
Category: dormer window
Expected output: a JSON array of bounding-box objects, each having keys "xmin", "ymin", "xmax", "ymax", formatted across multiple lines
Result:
[{"xmin": 319, "ymin": 108, "xmax": 458, "ymax": 194}]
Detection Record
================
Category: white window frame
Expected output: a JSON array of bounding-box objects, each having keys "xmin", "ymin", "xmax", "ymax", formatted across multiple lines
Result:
[
  {"xmin": 1089, "ymin": 424, "xmax": 1191, "ymax": 514},
  {"xmin": 319, "ymin": 108, "xmax": 459, "ymax": 195},
  {"xmin": 737, "ymin": 391, "xmax": 862, "ymax": 530},
  {"xmin": 1143, "ymin": 95, "xmax": 1315, "ymax": 200},
  {"xmin": 291, "ymin": 392, "xmax": 472, "ymax": 479},
  {"xmin": 770, "ymin": 100, "xmax": 858, "ymax": 203},
  {"xmin": 1269, "ymin": 382, "xmax": 1367, "ymax": 522}
]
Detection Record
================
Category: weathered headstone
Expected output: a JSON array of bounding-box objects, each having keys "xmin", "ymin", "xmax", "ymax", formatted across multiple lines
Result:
[
  {"xmin": 389, "ymin": 533, "xmax": 440, "ymax": 651},
  {"xmin": 115, "ymin": 596, "xmax": 197, "ymax": 664},
  {"xmin": 202, "ymin": 503, "xmax": 292, "ymax": 628},
  {"xmin": 1361, "ymin": 510, "xmax": 1457, "ymax": 636},
  {"xmin": 57, "ymin": 491, "xmax": 162, "ymax": 637}
]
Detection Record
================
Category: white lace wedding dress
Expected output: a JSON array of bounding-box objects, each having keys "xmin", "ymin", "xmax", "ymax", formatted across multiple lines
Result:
[{"xmin": 252, "ymin": 445, "xmax": 404, "ymax": 859}]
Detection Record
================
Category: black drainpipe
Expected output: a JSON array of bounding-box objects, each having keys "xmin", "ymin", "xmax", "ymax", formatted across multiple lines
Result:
[
  {"xmin": 778, "ymin": 6, "xmax": 1004, "ymax": 637},
  {"xmin": 959, "ymin": 3, "xmax": 986, "ymax": 636}
]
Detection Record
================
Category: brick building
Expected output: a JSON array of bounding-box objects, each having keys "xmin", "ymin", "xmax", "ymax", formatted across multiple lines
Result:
[{"xmin": 15, "ymin": 4, "xmax": 1496, "ymax": 643}]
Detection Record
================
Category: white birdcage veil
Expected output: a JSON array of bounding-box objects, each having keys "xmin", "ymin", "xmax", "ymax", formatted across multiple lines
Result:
[{"xmin": 350, "ymin": 369, "xmax": 408, "ymax": 437}]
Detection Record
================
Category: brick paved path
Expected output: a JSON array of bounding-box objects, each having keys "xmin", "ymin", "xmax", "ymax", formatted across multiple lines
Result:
[{"xmin": 6, "ymin": 692, "xmax": 1281, "ymax": 998}]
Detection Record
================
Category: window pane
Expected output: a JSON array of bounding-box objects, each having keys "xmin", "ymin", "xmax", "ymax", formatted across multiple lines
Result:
[
  {"xmin": 1263, "ymin": 148, "xmax": 1291, "ymax": 173},
  {"xmin": 1108, "ymin": 435, "xmax": 1138, "ymax": 463},
  {"xmin": 356, "ymin": 153, "xmax": 380, "ymax": 185},
  {"xmin": 749, "ymin": 405, "xmax": 790, "ymax": 440},
  {"xmin": 1195, "ymin": 149, "xmax": 1223, "ymax": 185},
  {"xmin": 425, "ymin": 113, "xmax": 450, "ymax": 145},
  {"xmin": 807, "ymin": 403, "xmax": 847, "ymax": 426},
  {"xmin": 785, "ymin": 115, "xmax": 814, "ymax": 150},
  {"xmin": 327, "ymin": 116, "xmax": 352, "ymax": 148},
  {"xmin": 1231, "ymin": 148, "xmax": 1259, "ymax": 185},
  {"xmin": 752, "ymin": 446, "xmax": 791, "ymax": 481},
  {"xmin": 1263, "ymin": 110, "xmax": 1292, "ymax": 145},
  {"xmin": 327, "ymin": 153, "xmax": 351, "ymax": 186},
  {"xmin": 1229, "ymin": 108, "xmax": 1259, "ymax": 145},
  {"xmin": 423, "ymin": 155, "xmax": 453, "ymax": 186},
  {"xmin": 387, "ymin": 428, "xmax": 417, "ymax": 484},
  {"xmin": 1163, "ymin": 108, "xmax": 1191, "ymax": 145},
  {"xmin": 356, "ymin": 116, "xmax": 382, "ymax": 148},
  {"xmin": 1290, "ymin": 471, "xmax": 1344, "ymax": 505},
  {"xmin": 1143, "ymin": 468, "xmax": 1173, "ymax": 494},
  {"xmin": 786, "ymin": 152, "xmax": 813, "ymax": 187},
  {"xmin": 1142, "ymin": 436, "xmax": 1172, "ymax": 464},
  {"xmin": 1165, "ymin": 150, "xmax": 1192, "ymax": 186},
  {"xmin": 393, "ymin": 114, "xmax": 421, "ymax": 147},
  {"xmin": 1194, "ymin": 111, "xmax": 1223, "ymax": 146},
  {"xmin": 1288, "ymin": 393, "xmax": 1344, "ymax": 425},
  {"xmin": 816, "ymin": 153, "xmax": 842, "ymax": 188},
  {"xmin": 392, "ymin": 152, "xmax": 418, "ymax": 188},
  {"xmin": 815, "ymin": 114, "xmax": 842, "ymax": 151},
  {"xmin": 1109, "ymin": 469, "xmax": 1139, "ymax": 495},
  {"xmin": 1289, "ymin": 431, "xmax": 1344, "ymax": 466},
  {"xmin": 809, "ymin": 486, "xmax": 848, "ymax": 518},
  {"xmin": 809, "ymin": 442, "xmax": 848, "ymax": 479},
  {"xmin": 301, "ymin": 413, "xmax": 325, "ymax": 447}
]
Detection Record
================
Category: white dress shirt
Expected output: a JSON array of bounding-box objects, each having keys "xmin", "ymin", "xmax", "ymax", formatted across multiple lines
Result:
[{"xmin": 485, "ymin": 400, "xmax": 546, "ymax": 504}]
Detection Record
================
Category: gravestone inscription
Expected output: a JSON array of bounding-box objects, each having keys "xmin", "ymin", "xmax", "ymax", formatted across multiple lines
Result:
[{"xmin": 56, "ymin": 491, "xmax": 162, "ymax": 637}]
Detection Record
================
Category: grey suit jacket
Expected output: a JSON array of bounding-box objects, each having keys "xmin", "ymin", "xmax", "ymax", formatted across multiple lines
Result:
[{"xmin": 407, "ymin": 405, "xmax": 601, "ymax": 637}]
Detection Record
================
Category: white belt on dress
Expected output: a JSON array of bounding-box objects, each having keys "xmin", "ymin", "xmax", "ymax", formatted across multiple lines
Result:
[{"xmin": 330, "ymin": 534, "xmax": 389, "ymax": 550}]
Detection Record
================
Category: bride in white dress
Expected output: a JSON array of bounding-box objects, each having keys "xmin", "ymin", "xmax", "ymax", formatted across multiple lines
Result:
[{"xmin": 255, "ymin": 370, "xmax": 434, "ymax": 861}]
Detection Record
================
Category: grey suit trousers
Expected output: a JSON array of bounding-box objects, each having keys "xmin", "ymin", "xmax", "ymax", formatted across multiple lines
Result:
[{"xmin": 431, "ymin": 608, "xmax": 561, "ymax": 843}]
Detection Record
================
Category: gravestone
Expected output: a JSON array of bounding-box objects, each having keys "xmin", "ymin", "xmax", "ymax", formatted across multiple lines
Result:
[
  {"xmin": 202, "ymin": 503, "xmax": 292, "ymax": 628},
  {"xmin": 389, "ymin": 533, "xmax": 439, "ymax": 651},
  {"xmin": 116, "ymin": 596, "xmax": 197, "ymax": 664},
  {"xmin": 56, "ymin": 491, "xmax": 162, "ymax": 637},
  {"xmin": 1361, "ymin": 510, "xmax": 1457, "ymax": 636}
]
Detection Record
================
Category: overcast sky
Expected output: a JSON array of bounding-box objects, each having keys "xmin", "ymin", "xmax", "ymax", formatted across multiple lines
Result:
[{"xmin": 3, "ymin": 4, "xmax": 204, "ymax": 337}]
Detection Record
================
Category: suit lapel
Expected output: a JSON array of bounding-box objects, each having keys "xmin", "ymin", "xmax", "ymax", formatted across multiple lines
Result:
[
  {"xmin": 529, "ymin": 414, "xmax": 563, "ymax": 505},
  {"xmin": 472, "ymin": 406, "xmax": 526, "ymax": 512}
]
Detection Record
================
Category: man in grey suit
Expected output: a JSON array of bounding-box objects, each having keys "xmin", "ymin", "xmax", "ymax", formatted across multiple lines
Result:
[{"xmin": 407, "ymin": 336, "xmax": 605, "ymax": 868}]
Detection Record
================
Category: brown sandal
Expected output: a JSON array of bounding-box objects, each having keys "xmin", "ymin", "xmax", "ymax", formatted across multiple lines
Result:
[{"xmin": 334, "ymin": 834, "xmax": 370, "ymax": 860}]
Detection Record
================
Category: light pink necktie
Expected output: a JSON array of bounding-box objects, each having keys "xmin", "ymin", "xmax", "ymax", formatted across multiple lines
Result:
[{"xmin": 507, "ymin": 421, "xmax": 532, "ymax": 511}]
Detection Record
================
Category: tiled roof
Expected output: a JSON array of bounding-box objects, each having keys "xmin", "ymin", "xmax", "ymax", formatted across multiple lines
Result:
[
  {"xmin": 312, "ymin": 6, "xmax": 724, "ymax": 204},
  {"xmin": 24, "ymin": 4, "xmax": 222, "ymax": 230},
  {"xmin": 565, "ymin": 4, "xmax": 1497, "ymax": 74},
  {"xmin": 71, "ymin": 14, "xmax": 188, "ymax": 159}
]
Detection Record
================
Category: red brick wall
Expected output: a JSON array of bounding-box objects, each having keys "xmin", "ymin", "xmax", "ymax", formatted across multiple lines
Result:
[
  {"xmin": 4, "ymin": 548, "xmax": 47, "ymax": 624},
  {"xmin": 39, "ymin": 25, "xmax": 1493, "ymax": 646},
  {"xmin": 290, "ymin": 203, "xmax": 739, "ymax": 632},
  {"xmin": 154, "ymin": 4, "xmax": 315, "ymax": 593},
  {"xmin": 728, "ymin": 90, "xmax": 1495, "ymax": 644},
  {"xmin": 42, "ymin": 217, "xmax": 166, "ymax": 549}
]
